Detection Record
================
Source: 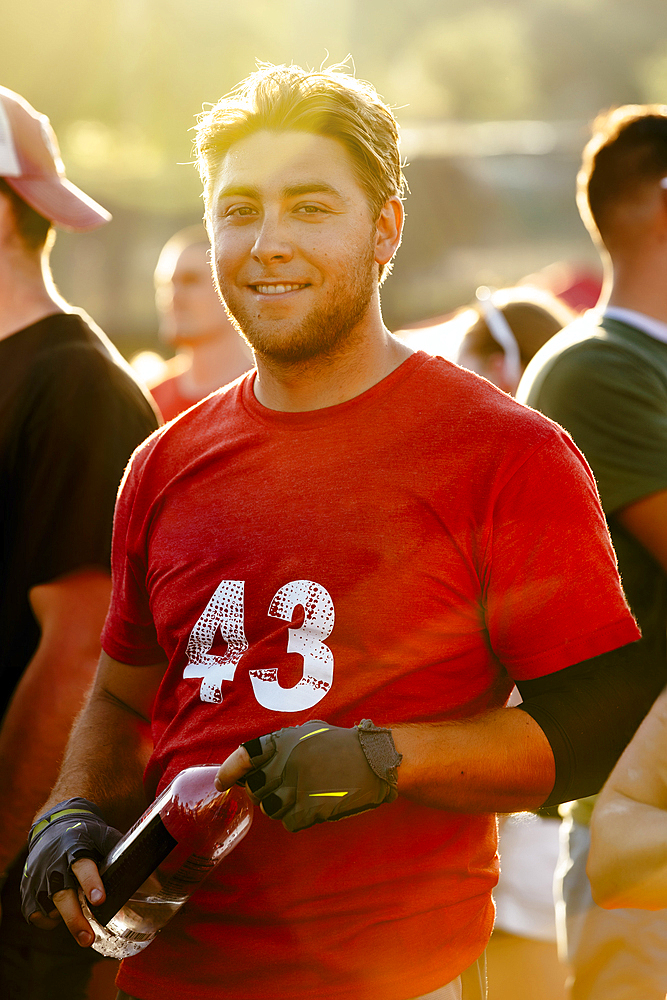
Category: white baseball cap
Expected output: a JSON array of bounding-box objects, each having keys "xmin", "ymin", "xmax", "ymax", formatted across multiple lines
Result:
[{"xmin": 0, "ymin": 85, "xmax": 111, "ymax": 231}]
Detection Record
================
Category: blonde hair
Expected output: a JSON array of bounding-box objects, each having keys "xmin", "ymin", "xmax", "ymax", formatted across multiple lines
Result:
[{"xmin": 195, "ymin": 62, "xmax": 405, "ymax": 223}]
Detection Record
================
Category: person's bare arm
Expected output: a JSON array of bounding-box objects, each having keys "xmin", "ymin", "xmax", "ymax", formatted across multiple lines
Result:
[
  {"xmin": 216, "ymin": 706, "xmax": 555, "ymax": 813},
  {"xmin": 616, "ymin": 488, "xmax": 667, "ymax": 571},
  {"xmin": 28, "ymin": 650, "xmax": 166, "ymax": 943},
  {"xmin": 588, "ymin": 686, "xmax": 667, "ymax": 909},
  {"xmin": 390, "ymin": 708, "xmax": 554, "ymax": 811},
  {"xmin": 0, "ymin": 568, "xmax": 112, "ymax": 877},
  {"xmin": 41, "ymin": 652, "xmax": 164, "ymax": 821}
]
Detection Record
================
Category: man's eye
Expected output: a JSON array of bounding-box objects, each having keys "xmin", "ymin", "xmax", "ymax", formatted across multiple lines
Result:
[
  {"xmin": 295, "ymin": 204, "xmax": 327, "ymax": 215},
  {"xmin": 223, "ymin": 205, "xmax": 256, "ymax": 218}
]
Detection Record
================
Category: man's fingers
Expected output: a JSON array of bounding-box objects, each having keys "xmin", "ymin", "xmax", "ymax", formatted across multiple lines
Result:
[
  {"xmin": 215, "ymin": 745, "xmax": 252, "ymax": 790},
  {"xmin": 71, "ymin": 857, "xmax": 105, "ymax": 906},
  {"xmin": 29, "ymin": 910, "xmax": 61, "ymax": 930},
  {"xmin": 25, "ymin": 858, "xmax": 103, "ymax": 942},
  {"xmin": 51, "ymin": 887, "xmax": 95, "ymax": 947}
]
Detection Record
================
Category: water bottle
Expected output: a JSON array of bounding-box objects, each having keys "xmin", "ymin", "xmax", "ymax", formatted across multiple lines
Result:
[{"xmin": 79, "ymin": 765, "xmax": 253, "ymax": 959}]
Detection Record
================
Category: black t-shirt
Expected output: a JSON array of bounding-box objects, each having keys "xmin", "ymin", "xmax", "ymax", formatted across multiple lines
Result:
[{"xmin": 0, "ymin": 311, "xmax": 159, "ymax": 719}]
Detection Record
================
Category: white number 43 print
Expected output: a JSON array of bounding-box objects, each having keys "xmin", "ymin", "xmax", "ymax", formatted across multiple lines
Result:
[{"xmin": 183, "ymin": 579, "xmax": 335, "ymax": 711}]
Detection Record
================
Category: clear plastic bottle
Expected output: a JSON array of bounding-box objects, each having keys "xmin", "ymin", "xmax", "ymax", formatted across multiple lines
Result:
[{"xmin": 79, "ymin": 765, "xmax": 253, "ymax": 959}]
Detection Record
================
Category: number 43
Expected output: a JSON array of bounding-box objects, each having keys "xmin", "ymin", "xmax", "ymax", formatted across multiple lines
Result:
[{"xmin": 184, "ymin": 579, "xmax": 335, "ymax": 711}]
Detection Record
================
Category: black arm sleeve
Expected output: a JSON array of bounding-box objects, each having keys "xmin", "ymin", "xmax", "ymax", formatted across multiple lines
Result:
[{"xmin": 517, "ymin": 640, "xmax": 666, "ymax": 807}]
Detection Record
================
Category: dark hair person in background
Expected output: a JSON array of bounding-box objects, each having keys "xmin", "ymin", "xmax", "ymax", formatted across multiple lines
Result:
[
  {"xmin": 518, "ymin": 105, "xmax": 667, "ymax": 1000},
  {"xmin": 0, "ymin": 86, "xmax": 159, "ymax": 1000},
  {"xmin": 456, "ymin": 285, "xmax": 575, "ymax": 394},
  {"xmin": 398, "ymin": 285, "xmax": 574, "ymax": 389}
]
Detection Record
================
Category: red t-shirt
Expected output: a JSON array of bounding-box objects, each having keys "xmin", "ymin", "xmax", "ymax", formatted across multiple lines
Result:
[
  {"xmin": 103, "ymin": 352, "xmax": 638, "ymax": 1000},
  {"xmin": 150, "ymin": 372, "xmax": 201, "ymax": 422}
]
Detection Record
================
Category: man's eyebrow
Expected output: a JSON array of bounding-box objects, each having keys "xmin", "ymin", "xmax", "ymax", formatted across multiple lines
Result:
[
  {"xmin": 282, "ymin": 182, "xmax": 346, "ymax": 200},
  {"xmin": 216, "ymin": 184, "xmax": 260, "ymax": 201},
  {"xmin": 216, "ymin": 182, "xmax": 347, "ymax": 201}
]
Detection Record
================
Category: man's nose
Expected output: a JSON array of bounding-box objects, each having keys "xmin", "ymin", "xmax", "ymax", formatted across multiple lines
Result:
[{"xmin": 251, "ymin": 215, "xmax": 294, "ymax": 265}]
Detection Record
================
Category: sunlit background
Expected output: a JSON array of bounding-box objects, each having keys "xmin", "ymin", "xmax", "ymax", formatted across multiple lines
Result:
[{"xmin": 4, "ymin": 0, "xmax": 667, "ymax": 355}]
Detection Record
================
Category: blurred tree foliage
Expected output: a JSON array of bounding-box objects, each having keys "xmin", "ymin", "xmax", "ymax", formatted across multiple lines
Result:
[{"xmin": 3, "ymin": 0, "xmax": 667, "ymax": 212}]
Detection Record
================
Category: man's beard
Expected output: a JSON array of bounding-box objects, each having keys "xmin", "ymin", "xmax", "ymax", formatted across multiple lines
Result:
[{"xmin": 219, "ymin": 243, "xmax": 376, "ymax": 366}]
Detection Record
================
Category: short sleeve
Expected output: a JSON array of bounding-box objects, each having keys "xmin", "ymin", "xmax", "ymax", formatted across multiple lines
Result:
[
  {"xmin": 484, "ymin": 429, "xmax": 640, "ymax": 680},
  {"xmin": 524, "ymin": 341, "xmax": 667, "ymax": 513},
  {"xmin": 19, "ymin": 342, "xmax": 158, "ymax": 589},
  {"xmin": 101, "ymin": 440, "xmax": 165, "ymax": 665}
]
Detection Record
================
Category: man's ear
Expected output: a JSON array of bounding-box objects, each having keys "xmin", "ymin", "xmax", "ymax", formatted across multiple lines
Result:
[{"xmin": 374, "ymin": 196, "xmax": 403, "ymax": 267}]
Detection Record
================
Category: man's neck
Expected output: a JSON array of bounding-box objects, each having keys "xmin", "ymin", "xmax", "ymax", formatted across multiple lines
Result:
[
  {"xmin": 253, "ymin": 325, "xmax": 414, "ymax": 413},
  {"xmin": 606, "ymin": 255, "xmax": 667, "ymax": 325},
  {"xmin": 0, "ymin": 252, "xmax": 63, "ymax": 341}
]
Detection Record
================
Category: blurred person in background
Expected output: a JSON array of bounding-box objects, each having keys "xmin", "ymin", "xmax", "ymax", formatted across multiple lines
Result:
[
  {"xmin": 397, "ymin": 285, "xmax": 573, "ymax": 382},
  {"xmin": 518, "ymin": 105, "xmax": 667, "ymax": 1000},
  {"xmin": 150, "ymin": 225, "xmax": 251, "ymax": 421},
  {"xmin": 0, "ymin": 86, "xmax": 159, "ymax": 1000},
  {"xmin": 455, "ymin": 285, "xmax": 575, "ymax": 394}
]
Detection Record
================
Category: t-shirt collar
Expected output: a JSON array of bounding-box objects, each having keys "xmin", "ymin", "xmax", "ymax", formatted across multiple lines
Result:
[{"xmin": 603, "ymin": 306, "xmax": 667, "ymax": 344}]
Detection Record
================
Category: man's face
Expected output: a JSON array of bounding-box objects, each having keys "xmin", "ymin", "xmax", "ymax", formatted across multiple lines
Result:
[
  {"xmin": 155, "ymin": 242, "xmax": 232, "ymax": 347},
  {"xmin": 207, "ymin": 130, "xmax": 382, "ymax": 364}
]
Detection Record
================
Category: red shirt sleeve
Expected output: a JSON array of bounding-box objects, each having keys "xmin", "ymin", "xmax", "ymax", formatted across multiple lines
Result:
[
  {"xmin": 484, "ymin": 427, "xmax": 640, "ymax": 680},
  {"xmin": 101, "ymin": 435, "xmax": 166, "ymax": 666}
]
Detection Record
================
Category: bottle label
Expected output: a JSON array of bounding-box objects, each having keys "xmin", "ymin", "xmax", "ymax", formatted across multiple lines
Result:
[
  {"xmin": 90, "ymin": 813, "xmax": 177, "ymax": 927},
  {"xmin": 159, "ymin": 852, "xmax": 216, "ymax": 898}
]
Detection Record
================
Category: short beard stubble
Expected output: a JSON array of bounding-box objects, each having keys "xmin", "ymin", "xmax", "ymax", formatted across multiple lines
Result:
[{"xmin": 218, "ymin": 239, "xmax": 377, "ymax": 367}]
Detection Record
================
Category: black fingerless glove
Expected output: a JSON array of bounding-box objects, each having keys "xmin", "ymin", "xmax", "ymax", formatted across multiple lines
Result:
[
  {"xmin": 241, "ymin": 719, "xmax": 402, "ymax": 832},
  {"xmin": 21, "ymin": 798, "xmax": 122, "ymax": 922}
]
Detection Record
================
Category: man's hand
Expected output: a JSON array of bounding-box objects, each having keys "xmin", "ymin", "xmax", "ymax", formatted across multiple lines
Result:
[
  {"xmin": 215, "ymin": 719, "xmax": 401, "ymax": 832},
  {"xmin": 21, "ymin": 798, "xmax": 121, "ymax": 946}
]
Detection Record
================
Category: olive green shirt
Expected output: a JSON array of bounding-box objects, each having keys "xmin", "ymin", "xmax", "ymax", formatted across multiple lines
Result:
[{"xmin": 518, "ymin": 313, "xmax": 667, "ymax": 816}]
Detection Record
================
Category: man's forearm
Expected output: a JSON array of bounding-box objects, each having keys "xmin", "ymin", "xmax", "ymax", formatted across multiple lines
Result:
[
  {"xmin": 391, "ymin": 707, "xmax": 555, "ymax": 812},
  {"xmin": 216, "ymin": 707, "xmax": 556, "ymax": 815},
  {"xmin": 22, "ymin": 654, "xmax": 164, "ymax": 942},
  {"xmin": 43, "ymin": 680, "xmax": 152, "ymax": 833}
]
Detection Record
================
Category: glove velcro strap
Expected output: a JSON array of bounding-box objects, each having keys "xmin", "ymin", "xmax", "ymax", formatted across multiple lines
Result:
[
  {"xmin": 356, "ymin": 719, "xmax": 402, "ymax": 787},
  {"xmin": 29, "ymin": 799, "xmax": 103, "ymax": 849}
]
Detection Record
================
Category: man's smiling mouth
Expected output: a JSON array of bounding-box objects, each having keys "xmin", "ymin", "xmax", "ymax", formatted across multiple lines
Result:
[{"xmin": 251, "ymin": 283, "xmax": 309, "ymax": 295}]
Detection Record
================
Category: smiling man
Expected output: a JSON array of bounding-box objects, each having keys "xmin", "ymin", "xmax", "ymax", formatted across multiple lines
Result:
[
  {"xmin": 203, "ymin": 110, "xmax": 409, "ymax": 404},
  {"xmin": 211, "ymin": 131, "xmax": 383, "ymax": 367},
  {"xmin": 19, "ymin": 66, "xmax": 653, "ymax": 1000}
]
